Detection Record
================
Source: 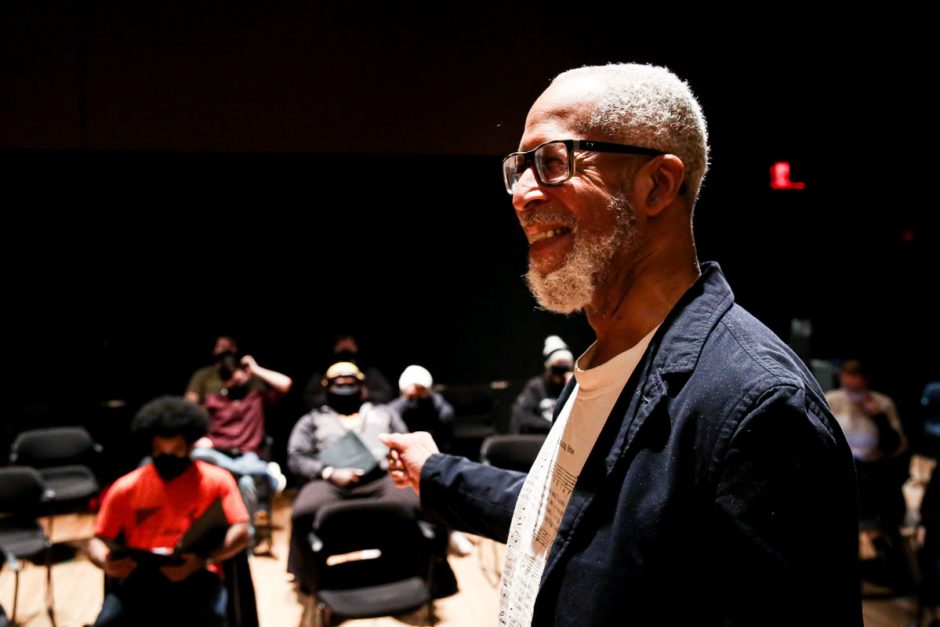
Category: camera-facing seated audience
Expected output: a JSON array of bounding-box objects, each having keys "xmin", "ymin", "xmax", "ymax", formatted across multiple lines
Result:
[
  {"xmin": 185, "ymin": 341, "xmax": 291, "ymax": 530},
  {"xmin": 286, "ymin": 361, "xmax": 419, "ymax": 593},
  {"xmin": 826, "ymin": 360, "xmax": 908, "ymax": 530},
  {"xmin": 510, "ymin": 335, "xmax": 573, "ymax": 434},
  {"xmin": 302, "ymin": 334, "xmax": 395, "ymax": 410},
  {"xmin": 388, "ymin": 365, "xmax": 455, "ymax": 452},
  {"xmin": 87, "ymin": 396, "xmax": 250, "ymax": 627}
]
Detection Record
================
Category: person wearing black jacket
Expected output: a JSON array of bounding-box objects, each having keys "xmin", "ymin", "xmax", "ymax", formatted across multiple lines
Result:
[
  {"xmin": 381, "ymin": 62, "xmax": 861, "ymax": 626},
  {"xmin": 510, "ymin": 336, "xmax": 573, "ymax": 434}
]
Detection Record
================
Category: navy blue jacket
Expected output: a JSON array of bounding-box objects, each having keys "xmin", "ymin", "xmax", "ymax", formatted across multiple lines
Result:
[{"xmin": 421, "ymin": 263, "xmax": 862, "ymax": 626}]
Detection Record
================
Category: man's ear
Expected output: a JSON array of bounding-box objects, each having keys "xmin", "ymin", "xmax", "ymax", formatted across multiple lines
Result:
[{"xmin": 638, "ymin": 155, "xmax": 686, "ymax": 217}]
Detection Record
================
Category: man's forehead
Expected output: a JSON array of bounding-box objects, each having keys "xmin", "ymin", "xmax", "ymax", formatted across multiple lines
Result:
[{"xmin": 519, "ymin": 75, "xmax": 604, "ymax": 150}]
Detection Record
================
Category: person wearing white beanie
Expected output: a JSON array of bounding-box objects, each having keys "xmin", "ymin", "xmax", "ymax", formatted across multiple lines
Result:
[
  {"xmin": 510, "ymin": 336, "xmax": 574, "ymax": 434},
  {"xmin": 389, "ymin": 365, "xmax": 455, "ymax": 451}
]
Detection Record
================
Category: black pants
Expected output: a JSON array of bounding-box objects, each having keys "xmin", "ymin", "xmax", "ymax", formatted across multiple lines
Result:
[
  {"xmin": 287, "ymin": 475, "xmax": 420, "ymax": 593},
  {"xmin": 93, "ymin": 569, "xmax": 227, "ymax": 627},
  {"xmin": 856, "ymin": 457, "xmax": 907, "ymax": 530}
]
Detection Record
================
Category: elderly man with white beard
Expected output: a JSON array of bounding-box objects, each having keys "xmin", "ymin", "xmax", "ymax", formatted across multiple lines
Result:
[{"xmin": 381, "ymin": 63, "xmax": 862, "ymax": 627}]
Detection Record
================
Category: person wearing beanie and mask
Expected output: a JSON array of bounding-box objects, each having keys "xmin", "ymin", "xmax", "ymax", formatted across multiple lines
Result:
[
  {"xmin": 388, "ymin": 365, "xmax": 455, "ymax": 452},
  {"xmin": 87, "ymin": 396, "xmax": 250, "ymax": 627},
  {"xmin": 510, "ymin": 335, "xmax": 574, "ymax": 434},
  {"xmin": 302, "ymin": 335, "xmax": 395, "ymax": 410},
  {"xmin": 286, "ymin": 362, "xmax": 418, "ymax": 593}
]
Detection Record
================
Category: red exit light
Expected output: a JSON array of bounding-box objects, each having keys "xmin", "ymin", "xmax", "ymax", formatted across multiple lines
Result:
[{"xmin": 770, "ymin": 161, "xmax": 806, "ymax": 190}]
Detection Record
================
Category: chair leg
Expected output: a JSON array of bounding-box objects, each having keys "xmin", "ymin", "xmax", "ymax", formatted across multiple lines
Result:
[
  {"xmin": 11, "ymin": 566, "xmax": 20, "ymax": 625},
  {"xmin": 45, "ymin": 539, "xmax": 57, "ymax": 627}
]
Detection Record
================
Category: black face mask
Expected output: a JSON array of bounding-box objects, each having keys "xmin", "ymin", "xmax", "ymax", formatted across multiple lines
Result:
[
  {"xmin": 404, "ymin": 396, "xmax": 433, "ymax": 412},
  {"xmin": 217, "ymin": 352, "xmax": 241, "ymax": 382},
  {"xmin": 152, "ymin": 454, "xmax": 192, "ymax": 481},
  {"xmin": 327, "ymin": 389, "xmax": 362, "ymax": 416}
]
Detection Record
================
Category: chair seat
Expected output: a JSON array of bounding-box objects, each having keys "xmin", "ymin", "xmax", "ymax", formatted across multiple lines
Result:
[
  {"xmin": 0, "ymin": 520, "xmax": 47, "ymax": 559},
  {"xmin": 40, "ymin": 466, "xmax": 99, "ymax": 502},
  {"xmin": 318, "ymin": 576, "xmax": 430, "ymax": 618}
]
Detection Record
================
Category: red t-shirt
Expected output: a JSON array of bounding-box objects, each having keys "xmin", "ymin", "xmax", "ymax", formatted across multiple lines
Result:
[{"xmin": 95, "ymin": 460, "xmax": 249, "ymax": 553}]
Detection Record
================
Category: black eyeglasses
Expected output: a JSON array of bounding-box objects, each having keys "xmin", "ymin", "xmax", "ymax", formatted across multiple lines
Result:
[{"xmin": 501, "ymin": 139, "xmax": 664, "ymax": 195}]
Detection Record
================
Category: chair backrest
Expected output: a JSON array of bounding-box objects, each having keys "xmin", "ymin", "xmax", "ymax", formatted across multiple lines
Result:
[
  {"xmin": 439, "ymin": 383, "xmax": 496, "ymax": 418},
  {"xmin": 10, "ymin": 427, "xmax": 98, "ymax": 468},
  {"xmin": 480, "ymin": 434, "xmax": 547, "ymax": 473},
  {"xmin": 0, "ymin": 466, "xmax": 46, "ymax": 515},
  {"xmin": 312, "ymin": 500, "xmax": 431, "ymax": 592}
]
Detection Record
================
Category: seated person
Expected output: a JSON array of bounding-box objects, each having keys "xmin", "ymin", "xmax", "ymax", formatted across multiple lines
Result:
[
  {"xmin": 188, "ymin": 352, "xmax": 291, "ymax": 526},
  {"xmin": 826, "ymin": 359, "xmax": 908, "ymax": 530},
  {"xmin": 185, "ymin": 335, "xmax": 240, "ymax": 403},
  {"xmin": 87, "ymin": 396, "xmax": 250, "ymax": 627},
  {"xmin": 388, "ymin": 365, "xmax": 455, "ymax": 452},
  {"xmin": 387, "ymin": 365, "xmax": 473, "ymax": 556},
  {"xmin": 510, "ymin": 335, "xmax": 573, "ymax": 434},
  {"xmin": 286, "ymin": 361, "xmax": 418, "ymax": 593},
  {"xmin": 303, "ymin": 334, "xmax": 394, "ymax": 410}
]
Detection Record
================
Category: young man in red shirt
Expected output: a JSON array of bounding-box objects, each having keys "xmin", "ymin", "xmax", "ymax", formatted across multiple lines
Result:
[{"xmin": 87, "ymin": 396, "xmax": 250, "ymax": 627}]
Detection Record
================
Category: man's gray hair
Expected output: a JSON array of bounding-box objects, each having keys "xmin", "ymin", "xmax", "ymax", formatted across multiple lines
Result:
[{"xmin": 555, "ymin": 63, "xmax": 710, "ymax": 202}]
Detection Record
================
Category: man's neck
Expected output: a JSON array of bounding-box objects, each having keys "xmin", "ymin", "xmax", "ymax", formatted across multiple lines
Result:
[{"xmin": 584, "ymin": 250, "xmax": 699, "ymax": 368}]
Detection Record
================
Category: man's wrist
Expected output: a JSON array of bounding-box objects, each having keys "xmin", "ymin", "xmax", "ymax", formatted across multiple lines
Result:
[{"xmin": 322, "ymin": 466, "xmax": 334, "ymax": 480}]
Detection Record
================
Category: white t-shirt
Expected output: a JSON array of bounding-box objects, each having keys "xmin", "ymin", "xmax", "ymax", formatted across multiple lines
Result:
[
  {"xmin": 825, "ymin": 388, "xmax": 902, "ymax": 461},
  {"xmin": 498, "ymin": 328, "xmax": 657, "ymax": 626}
]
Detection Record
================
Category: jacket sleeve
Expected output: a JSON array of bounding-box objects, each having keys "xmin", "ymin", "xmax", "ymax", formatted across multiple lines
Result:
[
  {"xmin": 287, "ymin": 415, "xmax": 325, "ymax": 482},
  {"xmin": 419, "ymin": 453, "xmax": 526, "ymax": 542},
  {"xmin": 712, "ymin": 384, "xmax": 862, "ymax": 627}
]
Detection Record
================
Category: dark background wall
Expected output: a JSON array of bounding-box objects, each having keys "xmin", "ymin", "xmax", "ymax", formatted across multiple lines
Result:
[{"xmin": 2, "ymin": 5, "xmax": 936, "ymax": 469}]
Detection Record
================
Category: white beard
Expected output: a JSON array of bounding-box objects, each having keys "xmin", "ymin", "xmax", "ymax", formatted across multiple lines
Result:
[{"xmin": 525, "ymin": 193, "xmax": 638, "ymax": 314}]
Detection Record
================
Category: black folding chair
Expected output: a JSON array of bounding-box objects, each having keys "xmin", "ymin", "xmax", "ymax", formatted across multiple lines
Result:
[
  {"xmin": 0, "ymin": 467, "xmax": 56, "ymax": 626},
  {"xmin": 10, "ymin": 427, "xmax": 101, "ymax": 536},
  {"xmin": 304, "ymin": 500, "xmax": 436, "ymax": 627},
  {"xmin": 480, "ymin": 434, "xmax": 547, "ymax": 473}
]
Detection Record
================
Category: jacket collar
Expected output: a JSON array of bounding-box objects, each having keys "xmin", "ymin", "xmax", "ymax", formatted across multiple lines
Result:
[
  {"xmin": 652, "ymin": 261, "xmax": 735, "ymax": 377},
  {"xmin": 552, "ymin": 261, "xmax": 735, "ymax": 421}
]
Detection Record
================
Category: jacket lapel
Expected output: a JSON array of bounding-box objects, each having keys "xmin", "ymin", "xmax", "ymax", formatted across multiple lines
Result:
[{"xmin": 537, "ymin": 262, "xmax": 736, "ymax": 590}]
